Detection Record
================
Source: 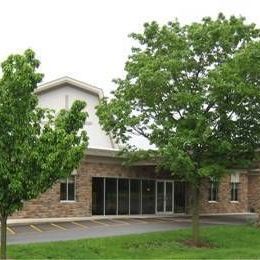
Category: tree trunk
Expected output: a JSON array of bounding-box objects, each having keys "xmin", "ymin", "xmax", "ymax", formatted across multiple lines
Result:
[
  {"xmin": 1, "ymin": 215, "xmax": 7, "ymax": 260},
  {"xmin": 191, "ymin": 183, "xmax": 200, "ymax": 246},
  {"xmin": 256, "ymin": 210, "xmax": 260, "ymax": 227}
]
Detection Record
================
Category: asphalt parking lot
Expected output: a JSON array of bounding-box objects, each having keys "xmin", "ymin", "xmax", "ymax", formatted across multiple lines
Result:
[{"xmin": 6, "ymin": 214, "xmax": 256, "ymax": 245}]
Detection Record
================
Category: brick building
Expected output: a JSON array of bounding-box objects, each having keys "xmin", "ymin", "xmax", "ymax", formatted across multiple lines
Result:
[{"xmin": 12, "ymin": 77, "xmax": 260, "ymax": 219}]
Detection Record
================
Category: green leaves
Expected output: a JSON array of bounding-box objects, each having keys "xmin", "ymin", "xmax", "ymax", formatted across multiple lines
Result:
[
  {"xmin": 55, "ymin": 100, "xmax": 88, "ymax": 134},
  {"xmin": 0, "ymin": 49, "xmax": 88, "ymax": 217},
  {"xmin": 97, "ymin": 14, "xmax": 260, "ymax": 182}
]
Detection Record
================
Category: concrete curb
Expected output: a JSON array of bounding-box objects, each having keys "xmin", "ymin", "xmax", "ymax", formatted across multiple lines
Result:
[{"xmin": 6, "ymin": 213, "xmax": 257, "ymax": 226}]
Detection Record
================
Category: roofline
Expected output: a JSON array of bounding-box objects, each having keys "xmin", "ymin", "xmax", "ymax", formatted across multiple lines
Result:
[
  {"xmin": 36, "ymin": 76, "xmax": 104, "ymax": 99},
  {"xmin": 85, "ymin": 147, "xmax": 157, "ymax": 166},
  {"xmin": 86, "ymin": 147, "xmax": 120, "ymax": 157}
]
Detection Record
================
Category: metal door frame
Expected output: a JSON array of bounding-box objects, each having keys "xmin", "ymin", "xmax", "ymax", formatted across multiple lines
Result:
[{"xmin": 156, "ymin": 180, "xmax": 174, "ymax": 214}]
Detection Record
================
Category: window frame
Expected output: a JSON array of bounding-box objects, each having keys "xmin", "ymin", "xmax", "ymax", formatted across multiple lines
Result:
[
  {"xmin": 208, "ymin": 178, "xmax": 219, "ymax": 202},
  {"xmin": 60, "ymin": 175, "xmax": 76, "ymax": 202},
  {"xmin": 230, "ymin": 173, "xmax": 239, "ymax": 202},
  {"xmin": 230, "ymin": 182, "xmax": 239, "ymax": 202}
]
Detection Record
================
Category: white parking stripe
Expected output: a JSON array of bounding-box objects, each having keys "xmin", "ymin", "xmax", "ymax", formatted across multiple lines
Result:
[
  {"xmin": 111, "ymin": 219, "xmax": 130, "ymax": 225},
  {"xmin": 30, "ymin": 224, "xmax": 43, "ymax": 232},
  {"xmin": 51, "ymin": 223, "xmax": 67, "ymax": 230},
  {"xmin": 7, "ymin": 227, "xmax": 15, "ymax": 234},
  {"xmin": 91, "ymin": 220, "xmax": 109, "ymax": 226},
  {"xmin": 71, "ymin": 221, "xmax": 89, "ymax": 228}
]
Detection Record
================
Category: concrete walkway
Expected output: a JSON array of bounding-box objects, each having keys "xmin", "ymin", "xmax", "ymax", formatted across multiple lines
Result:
[{"xmin": 4, "ymin": 214, "xmax": 256, "ymax": 245}]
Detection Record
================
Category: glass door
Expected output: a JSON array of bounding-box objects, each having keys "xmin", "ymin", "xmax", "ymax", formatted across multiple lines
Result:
[{"xmin": 156, "ymin": 181, "xmax": 173, "ymax": 214}]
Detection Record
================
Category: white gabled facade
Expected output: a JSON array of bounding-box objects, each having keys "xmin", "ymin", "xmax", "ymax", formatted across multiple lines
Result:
[{"xmin": 36, "ymin": 77, "xmax": 116, "ymax": 149}]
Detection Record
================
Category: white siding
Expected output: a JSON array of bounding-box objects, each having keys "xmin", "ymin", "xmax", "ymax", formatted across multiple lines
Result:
[{"xmin": 37, "ymin": 84, "xmax": 114, "ymax": 149}]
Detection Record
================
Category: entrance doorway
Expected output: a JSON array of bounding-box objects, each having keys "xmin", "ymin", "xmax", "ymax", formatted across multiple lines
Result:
[{"xmin": 156, "ymin": 181, "xmax": 173, "ymax": 214}]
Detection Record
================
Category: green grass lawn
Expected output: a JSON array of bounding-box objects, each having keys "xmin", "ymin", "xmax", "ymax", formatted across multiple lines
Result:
[{"xmin": 8, "ymin": 225, "xmax": 260, "ymax": 259}]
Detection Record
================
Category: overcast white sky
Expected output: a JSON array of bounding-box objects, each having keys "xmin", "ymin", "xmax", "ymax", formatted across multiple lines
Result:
[{"xmin": 0, "ymin": 0, "xmax": 259, "ymax": 96}]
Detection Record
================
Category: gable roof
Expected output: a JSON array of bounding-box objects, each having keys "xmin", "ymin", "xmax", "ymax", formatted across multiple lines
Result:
[
  {"xmin": 35, "ymin": 76, "xmax": 104, "ymax": 98},
  {"xmin": 36, "ymin": 76, "xmax": 117, "ymax": 149}
]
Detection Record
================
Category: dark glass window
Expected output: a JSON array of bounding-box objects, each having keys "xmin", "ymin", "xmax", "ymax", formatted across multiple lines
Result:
[
  {"xmin": 208, "ymin": 180, "xmax": 219, "ymax": 201},
  {"xmin": 174, "ymin": 181, "xmax": 186, "ymax": 213},
  {"xmin": 156, "ymin": 181, "xmax": 164, "ymax": 212},
  {"xmin": 130, "ymin": 179, "xmax": 141, "ymax": 214},
  {"xmin": 92, "ymin": 178, "xmax": 104, "ymax": 215},
  {"xmin": 165, "ymin": 182, "xmax": 173, "ymax": 212},
  {"xmin": 142, "ymin": 180, "xmax": 155, "ymax": 214},
  {"xmin": 105, "ymin": 178, "xmax": 117, "ymax": 215},
  {"xmin": 231, "ymin": 182, "xmax": 239, "ymax": 201},
  {"xmin": 60, "ymin": 182, "xmax": 67, "ymax": 201},
  {"xmin": 118, "ymin": 179, "xmax": 129, "ymax": 214},
  {"xmin": 60, "ymin": 176, "xmax": 76, "ymax": 201}
]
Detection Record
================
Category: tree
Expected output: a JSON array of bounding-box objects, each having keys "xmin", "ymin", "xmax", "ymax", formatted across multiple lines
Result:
[
  {"xmin": 97, "ymin": 14, "xmax": 260, "ymax": 245},
  {"xmin": 0, "ymin": 50, "xmax": 88, "ymax": 259}
]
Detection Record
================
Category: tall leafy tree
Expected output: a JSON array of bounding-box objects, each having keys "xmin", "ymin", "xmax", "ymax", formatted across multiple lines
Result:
[
  {"xmin": 97, "ymin": 14, "xmax": 260, "ymax": 245},
  {"xmin": 0, "ymin": 50, "xmax": 88, "ymax": 259}
]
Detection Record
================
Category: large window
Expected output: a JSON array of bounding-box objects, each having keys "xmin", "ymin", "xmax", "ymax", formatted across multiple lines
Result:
[
  {"xmin": 118, "ymin": 179, "xmax": 129, "ymax": 215},
  {"xmin": 92, "ymin": 177, "xmax": 104, "ymax": 215},
  {"xmin": 60, "ymin": 176, "xmax": 76, "ymax": 201},
  {"xmin": 230, "ymin": 174, "xmax": 239, "ymax": 202},
  {"xmin": 208, "ymin": 178, "xmax": 219, "ymax": 202},
  {"xmin": 142, "ymin": 180, "xmax": 155, "ymax": 214},
  {"xmin": 105, "ymin": 178, "xmax": 117, "ymax": 215},
  {"xmin": 130, "ymin": 179, "xmax": 141, "ymax": 214},
  {"xmin": 174, "ymin": 181, "xmax": 186, "ymax": 213},
  {"xmin": 92, "ymin": 177, "xmax": 153, "ymax": 215}
]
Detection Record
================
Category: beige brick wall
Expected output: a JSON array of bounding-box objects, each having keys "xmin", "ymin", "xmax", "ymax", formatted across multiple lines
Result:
[
  {"xmin": 248, "ymin": 175, "xmax": 260, "ymax": 213},
  {"xmin": 11, "ymin": 155, "xmax": 260, "ymax": 218}
]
